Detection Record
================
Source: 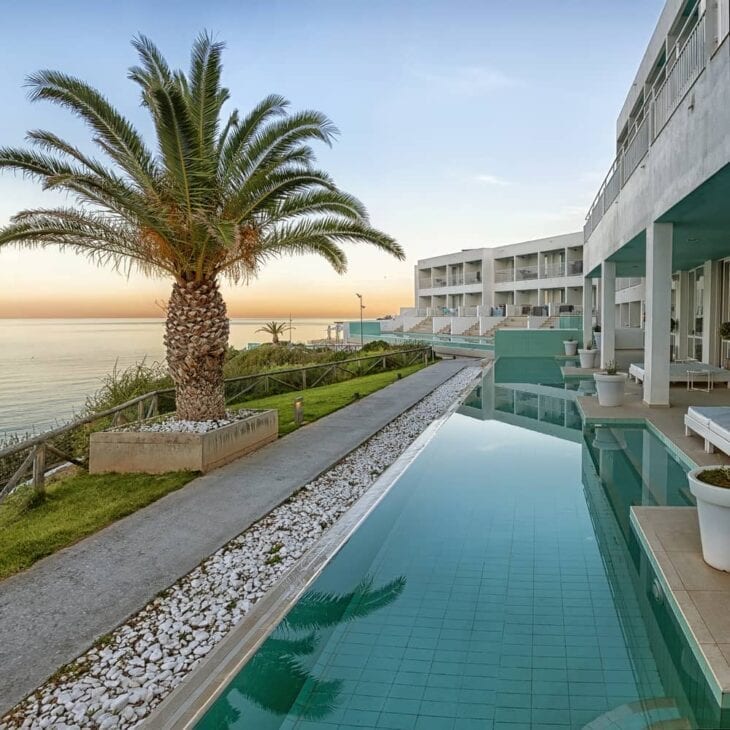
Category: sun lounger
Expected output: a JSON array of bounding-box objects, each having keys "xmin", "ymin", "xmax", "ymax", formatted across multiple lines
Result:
[
  {"xmin": 629, "ymin": 362, "xmax": 730, "ymax": 389},
  {"xmin": 684, "ymin": 406, "xmax": 730, "ymax": 454}
]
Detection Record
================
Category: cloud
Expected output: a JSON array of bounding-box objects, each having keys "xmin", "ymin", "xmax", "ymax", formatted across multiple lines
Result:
[
  {"xmin": 475, "ymin": 173, "xmax": 511, "ymax": 186},
  {"xmin": 415, "ymin": 65, "xmax": 519, "ymax": 96}
]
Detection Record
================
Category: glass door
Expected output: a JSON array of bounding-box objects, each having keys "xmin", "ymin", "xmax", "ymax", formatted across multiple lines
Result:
[
  {"xmin": 721, "ymin": 260, "xmax": 730, "ymax": 367},
  {"xmin": 687, "ymin": 267, "xmax": 704, "ymax": 361}
]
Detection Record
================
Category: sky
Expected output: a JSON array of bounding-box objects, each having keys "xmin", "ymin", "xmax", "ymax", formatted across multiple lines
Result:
[{"xmin": 0, "ymin": 0, "xmax": 665, "ymax": 319}]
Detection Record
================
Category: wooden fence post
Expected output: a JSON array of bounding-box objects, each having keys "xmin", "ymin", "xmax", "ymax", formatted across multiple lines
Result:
[
  {"xmin": 302, "ymin": 370, "xmax": 307, "ymax": 390},
  {"xmin": 137, "ymin": 400, "xmax": 145, "ymax": 423},
  {"xmin": 32, "ymin": 444, "xmax": 46, "ymax": 496}
]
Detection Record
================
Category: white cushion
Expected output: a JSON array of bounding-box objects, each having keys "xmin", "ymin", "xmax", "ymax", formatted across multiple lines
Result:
[
  {"xmin": 709, "ymin": 419, "xmax": 730, "ymax": 444},
  {"xmin": 686, "ymin": 406, "xmax": 730, "ymax": 427}
]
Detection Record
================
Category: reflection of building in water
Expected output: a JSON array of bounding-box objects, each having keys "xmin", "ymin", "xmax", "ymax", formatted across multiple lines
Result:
[{"xmin": 458, "ymin": 364, "xmax": 583, "ymax": 442}]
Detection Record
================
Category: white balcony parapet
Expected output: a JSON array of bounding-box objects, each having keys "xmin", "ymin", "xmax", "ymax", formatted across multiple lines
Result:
[{"xmin": 584, "ymin": 11, "xmax": 706, "ymax": 242}]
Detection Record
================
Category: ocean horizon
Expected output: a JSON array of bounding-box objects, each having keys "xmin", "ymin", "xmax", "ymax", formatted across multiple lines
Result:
[{"xmin": 0, "ymin": 317, "xmax": 345, "ymax": 437}]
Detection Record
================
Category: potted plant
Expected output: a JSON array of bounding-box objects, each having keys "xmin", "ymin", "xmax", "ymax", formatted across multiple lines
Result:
[
  {"xmin": 563, "ymin": 337, "xmax": 578, "ymax": 356},
  {"xmin": 687, "ymin": 466, "xmax": 730, "ymax": 571},
  {"xmin": 578, "ymin": 342, "xmax": 596, "ymax": 369},
  {"xmin": 593, "ymin": 324, "xmax": 602, "ymax": 351},
  {"xmin": 593, "ymin": 361, "xmax": 627, "ymax": 407}
]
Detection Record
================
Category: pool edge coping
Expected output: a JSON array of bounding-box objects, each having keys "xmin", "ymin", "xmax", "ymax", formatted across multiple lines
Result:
[
  {"xmin": 629, "ymin": 507, "xmax": 730, "ymax": 710},
  {"xmin": 143, "ymin": 367, "xmax": 484, "ymax": 729}
]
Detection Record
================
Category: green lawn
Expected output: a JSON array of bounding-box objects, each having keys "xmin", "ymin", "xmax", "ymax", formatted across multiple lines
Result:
[
  {"xmin": 0, "ymin": 471, "xmax": 194, "ymax": 581},
  {"xmin": 0, "ymin": 362, "xmax": 427, "ymax": 582},
  {"xmin": 235, "ymin": 363, "xmax": 426, "ymax": 435}
]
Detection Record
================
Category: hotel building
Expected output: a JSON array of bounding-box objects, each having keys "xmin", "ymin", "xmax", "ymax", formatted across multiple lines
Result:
[{"xmin": 584, "ymin": 0, "xmax": 730, "ymax": 405}]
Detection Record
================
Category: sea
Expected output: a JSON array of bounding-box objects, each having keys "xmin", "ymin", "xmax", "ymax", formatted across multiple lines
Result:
[{"xmin": 0, "ymin": 318, "xmax": 339, "ymax": 437}]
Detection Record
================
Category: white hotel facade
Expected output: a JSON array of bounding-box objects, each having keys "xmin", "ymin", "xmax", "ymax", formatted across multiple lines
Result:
[
  {"xmin": 584, "ymin": 0, "xmax": 730, "ymax": 405},
  {"xmin": 413, "ymin": 232, "xmax": 587, "ymax": 318},
  {"xmin": 401, "ymin": 233, "xmax": 644, "ymax": 336}
]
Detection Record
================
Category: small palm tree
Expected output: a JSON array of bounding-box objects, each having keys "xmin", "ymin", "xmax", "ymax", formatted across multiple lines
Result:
[
  {"xmin": 256, "ymin": 320, "xmax": 290, "ymax": 345},
  {"xmin": 0, "ymin": 34, "xmax": 403, "ymax": 421}
]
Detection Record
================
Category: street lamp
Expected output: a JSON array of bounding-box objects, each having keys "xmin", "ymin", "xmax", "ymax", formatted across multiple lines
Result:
[{"xmin": 356, "ymin": 293, "xmax": 365, "ymax": 349}]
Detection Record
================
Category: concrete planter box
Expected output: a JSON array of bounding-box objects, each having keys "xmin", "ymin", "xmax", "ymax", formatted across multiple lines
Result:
[{"xmin": 89, "ymin": 410, "xmax": 278, "ymax": 475}]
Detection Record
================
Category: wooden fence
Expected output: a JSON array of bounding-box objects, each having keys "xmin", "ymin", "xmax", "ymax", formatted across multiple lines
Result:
[{"xmin": 0, "ymin": 346, "xmax": 432, "ymax": 500}]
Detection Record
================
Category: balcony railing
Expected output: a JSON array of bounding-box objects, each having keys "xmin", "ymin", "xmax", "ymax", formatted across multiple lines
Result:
[
  {"xmin": 432, "ymin": 277, "xmax": 447, "ymax": 287},
  {"xmin": 584, "ymin": 11, "xmax": 706, "ymax": 242},
  {"xmin": 463, "ymin": 272, "xmax": 482, "ymax": 285},
  {"xmin": 541, "ymin": 263, "xmax": 565, "ymax": 279},
  {"xmin": 566, "ymin": 260, "xmax": 583, "ymax": 276},
  {"xmin": 494, "ymin": 270, "xmax": 514, "ymax": 283},
  {"xmin": 449, "ymin": 276, "xmax": 464, "ymax": 286},
  {"xmin": 516, "ymin": 265, "xmax": 538, "ymax": 281}
]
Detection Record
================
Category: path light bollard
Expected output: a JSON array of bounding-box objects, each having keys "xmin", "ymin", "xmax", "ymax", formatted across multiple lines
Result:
[{"xmin": 294, "ymin": 397, "xmax": 304, "ymax": 427}]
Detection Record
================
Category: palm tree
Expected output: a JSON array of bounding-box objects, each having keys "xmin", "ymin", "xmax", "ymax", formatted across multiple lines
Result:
[
  {"xmin": 212, "ymin": 575, "xmax": 406, "ymax": 723},
  {"xmin": 256, "ymin": 320, "xmax": 290, "ymax": 345},
  {"xmin": 0, "ymin": 34, "xmax": 403, "ymax": 421}
]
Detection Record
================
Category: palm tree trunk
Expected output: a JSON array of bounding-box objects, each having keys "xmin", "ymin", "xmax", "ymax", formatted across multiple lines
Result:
[{"xmin": 165, "ymin": 278, "xmax": 229, "ymax": 421}]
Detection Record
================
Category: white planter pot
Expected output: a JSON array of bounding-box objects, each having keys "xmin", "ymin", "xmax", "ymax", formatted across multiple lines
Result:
[
  {"xmin": 578, "ymin": 349, "xmax": 596, "ymax": 369},
  {"xmin": 593, "ymin": 372, "xmax": 627, "ymax": 407},
  {"xmin": 688, "ymin": 468, "xmax": 730, "ymax": 572},
  {"xmin": 563, "ymin": 341, "xmax": 578, "ymax": 356}
]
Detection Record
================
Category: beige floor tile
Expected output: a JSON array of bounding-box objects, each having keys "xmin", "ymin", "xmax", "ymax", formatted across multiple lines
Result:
[{"xmin": 690, "ymin": 591, "xmax": 730, "ymax": 644}]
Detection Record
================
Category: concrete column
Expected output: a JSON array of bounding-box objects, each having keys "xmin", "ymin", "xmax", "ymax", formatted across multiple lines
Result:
[
  {"xmin": 582, "ymin": 277, "xmax": 593, "ymax": 347},
  {"xmin": 600, "ymin": 262, "xmax": 616, "ymax": 368},
  {"xmin": 677, "ymin": 270, "xmax": 690, "ymax": 360},
  {"xmin": 644, "ymin": 222, "xmax": 673, "ymax": 406}
]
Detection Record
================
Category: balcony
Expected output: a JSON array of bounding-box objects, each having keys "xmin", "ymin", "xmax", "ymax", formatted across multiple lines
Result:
[
  {"xmin": 584, "ymin": 11, "xmax": 706, "ymax": 241},
  {"xmin": 566, "ymin": 260, "xmax": 583, "ymax": 276},
  {"xmin": 464, "ymin": 272, "xmax": 482, "ymax": 285},
  {"xmin": 515, "ymin": 265, "xmax": 538, "ymax": 281},
  {"xmin": 432, "ymin": 277, "xmax": 448, "ymax": 287},
  {"xmin": 541, "ymin": 263, "xmax": 565, "ymax": 279},
  {"xmin": 494, "ymin": 270, "xmax": 515, "ymax": 283}
]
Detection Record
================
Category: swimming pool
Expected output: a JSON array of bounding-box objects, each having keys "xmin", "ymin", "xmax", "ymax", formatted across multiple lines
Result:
[{"xmin": 195, "ymin": 366, "xmax": 730, "ymax": 729}]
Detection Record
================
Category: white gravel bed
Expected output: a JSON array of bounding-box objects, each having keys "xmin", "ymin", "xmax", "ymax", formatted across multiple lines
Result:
[
  {"xmin": 126, "ymin": 410, "xmax": 259, "ymax": 434},
  {"xmin": 0, "ymin": 366, "xmax": 479, "ymax": 730}
]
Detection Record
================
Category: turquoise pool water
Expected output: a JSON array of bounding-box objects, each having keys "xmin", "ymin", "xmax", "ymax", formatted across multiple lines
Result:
[{"xmin": 197, "ymin": 364, "xmax": 730, "ymax": 729}]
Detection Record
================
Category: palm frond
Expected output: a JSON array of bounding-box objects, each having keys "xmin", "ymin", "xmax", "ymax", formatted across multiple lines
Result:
[{"xmin": 25, "ymin": 69, "xmax": 158, "ymax": 192}]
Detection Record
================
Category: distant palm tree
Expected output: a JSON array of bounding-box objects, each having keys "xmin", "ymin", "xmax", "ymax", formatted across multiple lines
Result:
[
  {"xmin": 256, "ymin": 320, "xmax": 290, "ymax": 345},
  {"xmin": 0, "ymin": 34, "xmax": 403, "ymax": 421}
]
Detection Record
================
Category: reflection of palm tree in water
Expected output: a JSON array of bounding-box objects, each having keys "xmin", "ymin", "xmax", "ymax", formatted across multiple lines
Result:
[{"xmin": 205, "ymin": 575, "xmax": 406, "ymax": 726}]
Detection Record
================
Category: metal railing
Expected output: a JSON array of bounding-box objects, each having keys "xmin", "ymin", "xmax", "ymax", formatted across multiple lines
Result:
[
  {"xmin": 516, "ymin": 265, "xmax": 539, "ymax": 281},
  {"xmin": 541, "ymin": 263, "xmax": 565, "ymax": 279},
  {"xmin": 0, "ymin": 346, "xmax": 433, "ymax": 500},
  {"xmin": 494, "ymin": 270, "xmax": 514, "ymax": 283},
  {"xmin": 567, "ymin": 260, "xmax": 583, "ymax": 276},
  {"xmin": 584, "ymin": 11, "xmax": 706, "ymax": 242},
  {"xmin": 654, "ymin": 11, "xmax": 706, "ymax": 137}
]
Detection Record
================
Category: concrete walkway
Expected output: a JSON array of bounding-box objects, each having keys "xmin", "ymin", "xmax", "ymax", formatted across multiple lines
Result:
[{"xmin": 0, "ymin": 358, "xmax": 472, "ymax": 715}]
